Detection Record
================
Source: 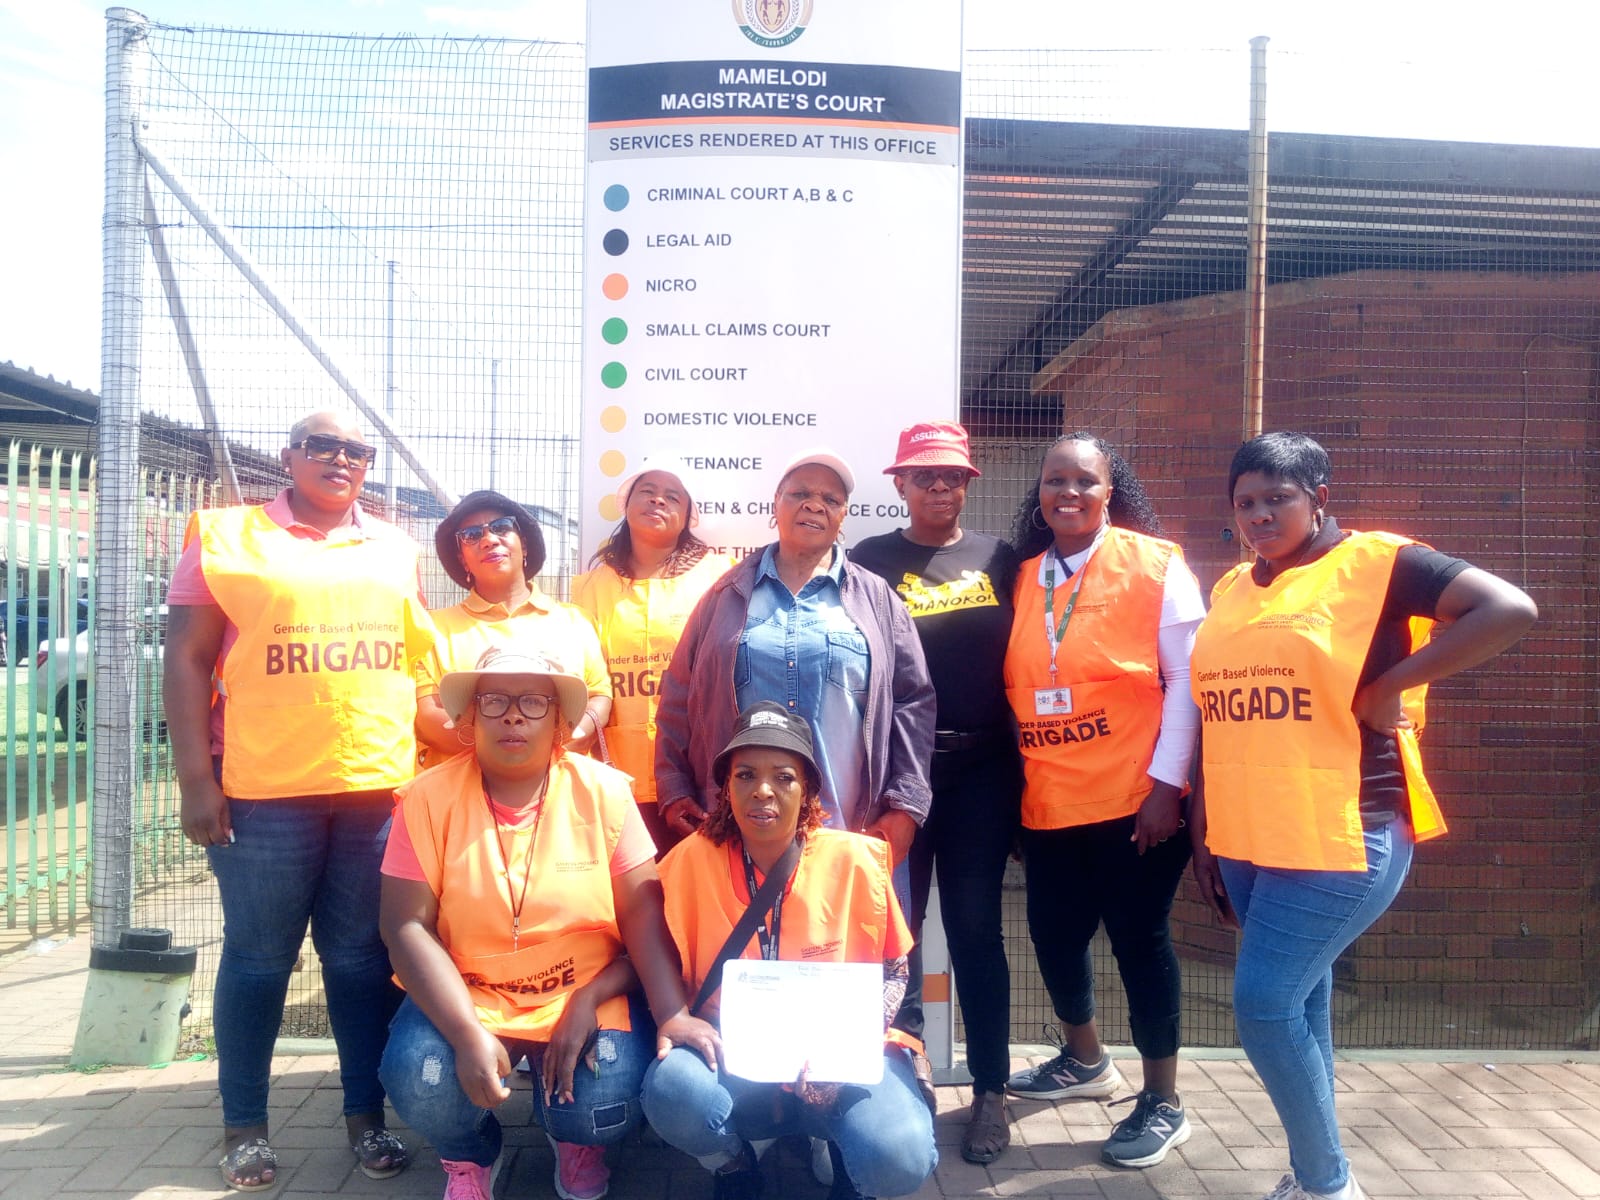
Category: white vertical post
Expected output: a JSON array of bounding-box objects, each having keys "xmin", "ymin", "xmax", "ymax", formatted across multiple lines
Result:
[
  {"xmin": 384, "ymin": 260, "xmax": 398, "ymax": 518},
  {"xmin": 489, "ymin": 359, "xmax": 500, "ymax": 493},
  {"xmin": 95, "ymin": 7, "xmax": 150, "ymax": 946}
]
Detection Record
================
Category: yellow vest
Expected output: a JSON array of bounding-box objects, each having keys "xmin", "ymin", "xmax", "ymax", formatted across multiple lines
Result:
[
  {"xmin": 1004, "ymin": 528, "xmax": 1178, "ymax": 830},
  {"xmin": 197, "ymin": 504, "xmax": 431, "ymax": 799},
  {"xmin": 1191, "ymin": 530, "xmax": 1446, "ymax": 871},
  {"xmin": 570, "ymin": 555, "xmax": 734, "ymax": 804},
  {"xmin": 396, "ymin": 750, "xmax": 634, "ymax": 1038}
]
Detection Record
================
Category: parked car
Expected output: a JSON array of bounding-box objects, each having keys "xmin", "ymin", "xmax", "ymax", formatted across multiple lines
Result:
[
  {"xmin": 34, "ymin": 606, "xmax": 167, "ymax": 739},
  {"xmin": 1, "ymin": 597, "xmax": 90, "ymax": 665}
]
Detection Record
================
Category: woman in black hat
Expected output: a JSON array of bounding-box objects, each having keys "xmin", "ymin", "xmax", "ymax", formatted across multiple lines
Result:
[
  {"xmin": 415, "ymin": 491, "xmax": 612, "ymax": 765},
  {"xmin": 642, "ymin": 701, "xmax": 938, "ymax": 1200}
]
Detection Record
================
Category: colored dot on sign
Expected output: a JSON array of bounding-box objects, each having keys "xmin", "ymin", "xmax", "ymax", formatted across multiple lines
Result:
[
  {"xmin": 599, "ymin": 449, "xmax": 626, "ymax": 477},
  {"xmin": 604, "ymin": 185, "xmax": 629, "ymax": 212},
  {"xmin": 602, "ymin": 318, "xmax": 628, "ymax": 345},
  {"xmin": 603, "ymin": 229, "xmax": 629, "ymax": 256},
  {"xmin": 599, "ymin": 495, "xmax": 622, "ymax": 522},
  {"xmin": 601, "ymin": 362, "xmax": 627, "ymax": 389},
  {"xmin": 600, "ymin": 406, "xmax": 626, "ymax": 433},
  {"xmin": 602, "ymin": 274, "xmax": 628, "ymax": 301}
]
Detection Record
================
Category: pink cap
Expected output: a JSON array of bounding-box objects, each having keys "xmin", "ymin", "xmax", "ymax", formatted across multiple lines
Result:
[{"xmin": 883, "ymin": 420, "xmax": 980, "ymax": 476}]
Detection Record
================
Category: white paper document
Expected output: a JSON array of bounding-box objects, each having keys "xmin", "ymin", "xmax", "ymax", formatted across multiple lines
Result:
[{"xmin": 718, "ymin": 959, "xmax": 886, "ymax": 1085}]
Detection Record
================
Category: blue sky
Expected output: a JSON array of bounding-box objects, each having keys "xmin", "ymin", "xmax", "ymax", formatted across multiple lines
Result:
[{"xmin": 3, "ymin": 0, "xmax": 1596, "ymax": 390}]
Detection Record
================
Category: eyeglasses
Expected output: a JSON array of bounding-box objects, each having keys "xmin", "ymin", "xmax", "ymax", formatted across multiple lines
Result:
[
  {"xmin": 474, "ymin": 692, "xmax": 555, "ymax": 719},
  {"xmin": 905, "ymin": 468, "xmax": 970, "ymax": 490},
  {"xmin": 293, "ymin": 434, "xmax": 377, "ymax": 469},
  {"xmin": 456, "ymin": 516, "xmax": 519, "ymax": 545}
]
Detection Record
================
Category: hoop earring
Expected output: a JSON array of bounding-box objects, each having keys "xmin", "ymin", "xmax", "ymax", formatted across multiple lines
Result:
[
  {"xmin": 1030, "ymin": 505, "xmax": 1048, "ymax": 531},
  {"xmin": 454, "ymin": 721, "xmax": 475, "ymax": 747},
  {"xmin": 768, "ymin": 514, "xmax": 778, "ymax": 529}
]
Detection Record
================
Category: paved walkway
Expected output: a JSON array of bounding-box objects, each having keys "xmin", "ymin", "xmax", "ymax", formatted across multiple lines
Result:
[{"xmin": 4, "ymin": 936, "xmax": 1600, "ymax": 1199}]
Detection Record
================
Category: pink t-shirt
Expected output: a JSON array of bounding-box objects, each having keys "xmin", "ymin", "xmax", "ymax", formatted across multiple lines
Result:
[{"xmin": 382, "ymin": 787, "xmax": 657, "ymax": 881}]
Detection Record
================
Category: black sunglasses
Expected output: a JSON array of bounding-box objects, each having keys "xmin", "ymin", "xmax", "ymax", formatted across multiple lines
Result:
[
  {"xmin": 293, "ymin": 434, "xmax": 377, "ymax": 469},
  {"xmin": 905, "ymin": 468, "xmax": 970, "ymax": 490},
  {"xmin": 456, "ymin": 516, "xmax": 520, "ymax": 545}
]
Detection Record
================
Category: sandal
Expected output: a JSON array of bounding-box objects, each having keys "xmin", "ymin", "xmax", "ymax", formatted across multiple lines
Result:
[
  {"xmin": 350, "ymin": 1127, "xmax": 411, "ymax": 1180},
  {"xmin": 219, "ymin": 1136, "xmax": 279, "ymax": 1192},
  {"xmin": 961, "ymin": 1091, "xmax": 1011, "ymax": 1165}
]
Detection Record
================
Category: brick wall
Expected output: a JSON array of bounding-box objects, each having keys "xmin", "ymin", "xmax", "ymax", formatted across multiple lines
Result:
[{"xmin": 1032, "ymin": 269, "xmax": 1600, "ymax": 1044}]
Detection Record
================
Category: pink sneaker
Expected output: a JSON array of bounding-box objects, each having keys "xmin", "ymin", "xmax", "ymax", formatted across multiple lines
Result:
[
  {"xmin": 546, "ymin": 1134, "xmax": 609, "ymax": 1200},
  {"xmin": 440, "ymin": 1159, "xmax": 494, "ymax": 1200}
]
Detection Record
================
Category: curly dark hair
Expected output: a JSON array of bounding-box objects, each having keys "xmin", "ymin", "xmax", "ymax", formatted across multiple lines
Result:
[
  {"xmin": 699, "ymin": 777, "xmax": 826, "ymax": 848},
  {"xmin": 1011, "ymin": 431, "xmax": 1163, "ymax": 559}
]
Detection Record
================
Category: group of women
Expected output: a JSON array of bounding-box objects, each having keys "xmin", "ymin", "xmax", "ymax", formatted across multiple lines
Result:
[{"xmin": 169, "ymin": 411, "xmax": 1536, "ymax": 1200}]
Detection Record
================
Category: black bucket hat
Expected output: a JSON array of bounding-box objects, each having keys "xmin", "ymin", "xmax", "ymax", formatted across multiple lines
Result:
[
  {"xmin": 434, "ymin": 489, "xmax": 547, "ymax": 590},
  {"xmin": 712, "ymin": 701, "xmax": 822, "ymax": 793}
]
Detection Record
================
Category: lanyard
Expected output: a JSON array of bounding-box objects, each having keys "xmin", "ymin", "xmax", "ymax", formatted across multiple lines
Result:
[
  {"xmin": 741, "ymin": 848, "xmax": 785, "ymax": 961},
  {"xmin": 1042, "ymin": 545, "xmax": 1095, "ymax": 682}
]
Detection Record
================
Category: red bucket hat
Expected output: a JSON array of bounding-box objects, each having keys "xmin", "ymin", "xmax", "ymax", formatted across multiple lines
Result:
[{"xmin": 882, "ymin": 420, "xmax": 980, "ymax": 477}]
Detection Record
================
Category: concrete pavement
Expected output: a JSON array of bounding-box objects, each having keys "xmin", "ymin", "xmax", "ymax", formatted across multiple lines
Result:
[{"xmin": 3, "ymin": 935, "xmax": 1600, "ymax": 1199}]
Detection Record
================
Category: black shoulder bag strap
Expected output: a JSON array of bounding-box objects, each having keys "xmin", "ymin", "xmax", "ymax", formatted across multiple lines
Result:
[{"xmin": 690, "ymin": 837, "xmax": 802, "ymax": 1018}]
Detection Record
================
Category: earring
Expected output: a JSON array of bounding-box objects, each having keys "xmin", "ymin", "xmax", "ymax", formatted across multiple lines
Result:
[
  {"xmin": 1030, "ymin": 505, "xmax": 1048, "ymax": 531},
  {"xmin": 768, "ymin": 514, "xmax": 778, "ymax": 529},
  {"xmin": 454, "ymin": 721, "xmax": 474, "ymax": 747},
  {"xmin": 464, "ymin": 569, "xmax": 475, "ymax": 588}
]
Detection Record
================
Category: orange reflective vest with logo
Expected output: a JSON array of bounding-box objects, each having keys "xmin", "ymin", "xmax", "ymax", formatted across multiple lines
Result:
[
  {"xmin": 1191, "ymin": 530, "xmax": 1446, "ymax": 872},
  {"xmin": 658, "ymin": 828, "xmax": 912, "ymax": 1034},
  {"xmin": 196, "ymin": 504, "xmax": 431, "ymax": 799},
  {"xmin": 395, "ymin": 750, "xmax": 633, "ymax": 1038},
  {"xmin": 571, "ymin": 555, "xmax": 734, "ymax": 804},
  {"xmin": 1004, "ymin": 528, "xmax": 1177, "ymax": 830}
]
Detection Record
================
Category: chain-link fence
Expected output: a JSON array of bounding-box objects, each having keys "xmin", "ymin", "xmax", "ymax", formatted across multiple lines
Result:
[{"xmin": 85, "ymin": 17, "xmax": 1598, "ymax": 1051}]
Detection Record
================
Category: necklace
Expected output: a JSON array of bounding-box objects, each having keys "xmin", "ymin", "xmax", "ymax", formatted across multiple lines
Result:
[{"xmin": 483, "ymin": 774, "xmax": 549, "ymax": 951}]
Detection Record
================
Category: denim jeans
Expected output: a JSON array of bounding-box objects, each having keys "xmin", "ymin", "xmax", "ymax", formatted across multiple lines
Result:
[
  {"xmin": 379, "ymin": 995, "xmax": 653, "ymax": 1165},
  {"xmin": 1219, "ymin": 818, "xmax": 1414, "ymax": 1195},
  {"xmin": 642, "ymin": 1046, "xmax": 937, "ymax": 1198},
  {"xmin": 893, "ymin": 740, "xmax": 1022, "ymax": 1092},
  {"xmin": 206, "ymin": 791, "xmax": 400, "ymax": 1128},
  {"xmin": 1020, "ymin": 814, "xmax": 1191, "ymax": 1059}
]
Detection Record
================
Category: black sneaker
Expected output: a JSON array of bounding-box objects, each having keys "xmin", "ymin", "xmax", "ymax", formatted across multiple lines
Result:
[
  {"xmin": 1004, "ymin": 1039, "xmax": 1123, "ymax": 1101},
  {"xmin": 712, "ymin": 1144, "xmax": 764, "ymax": 1200},
  {"xmin": 1100, "ymin": 1089, "xmax": 1191, "ymax": 1168}
]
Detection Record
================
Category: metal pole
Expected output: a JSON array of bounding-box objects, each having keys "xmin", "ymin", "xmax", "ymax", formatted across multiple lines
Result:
[
  {"xmin": 489, "ymin": 359, "xmax": 500, "ymax": 492},
  {"xmin": 95, "ymin": 7, "xmax": 150, "ymax": 946},
  {"xmin": 144, "ymin": 179, "xmax": 242, "ymax": 504},
  {"xmin": 385, "ymin": 260, "xmax": 397, "ymax": 518},
  {"xmin": 1243, "ymin": 35, "xmax": 1270, "ymax": 444},
  {"xmin": 135, "ymin": 136, "xmax": 459, "ymax": 510}
]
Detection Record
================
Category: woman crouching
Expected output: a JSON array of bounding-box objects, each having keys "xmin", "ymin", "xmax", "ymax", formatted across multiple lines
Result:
[
  {"xmin": 378, "ymin": 647, "xmax": 715, "ymax": 1200},
  {"xmin": 642, "ymin": 701, "xmax": 938, "ymax": 1200}
]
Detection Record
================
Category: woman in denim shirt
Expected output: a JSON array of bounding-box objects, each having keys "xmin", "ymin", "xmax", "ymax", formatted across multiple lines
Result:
[{"xmin": 655, "ymin": 449, "xmax": 935, "ymax": 871}]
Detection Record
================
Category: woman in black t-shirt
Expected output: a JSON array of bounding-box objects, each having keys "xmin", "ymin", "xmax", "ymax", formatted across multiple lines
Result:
[{"xmin": 851, "ymin": 420, "xmax": 1023, "ymax": 1165}]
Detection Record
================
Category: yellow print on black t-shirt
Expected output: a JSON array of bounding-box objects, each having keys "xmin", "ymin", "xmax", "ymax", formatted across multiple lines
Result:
[{"xmin": 896, "ymin": 570, "xmax": 998, "ymax": 617}]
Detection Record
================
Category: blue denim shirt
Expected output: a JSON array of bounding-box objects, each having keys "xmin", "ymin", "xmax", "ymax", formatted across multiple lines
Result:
[{"xmin": 736, "ymin": 544, "xmax": 869, "ymax": 831}]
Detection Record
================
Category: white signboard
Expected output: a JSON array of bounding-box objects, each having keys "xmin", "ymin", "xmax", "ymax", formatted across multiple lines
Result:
[
  {"xmin": 719, "ymin": 958, "xmax": 886, "ymax": 1084},
  {"xmin": 581, "ymin": 1, "xmax": 964, "ymax": 561}
]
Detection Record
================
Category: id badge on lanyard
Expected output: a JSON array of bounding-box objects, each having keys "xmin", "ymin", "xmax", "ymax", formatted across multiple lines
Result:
[{"xmin": 1036, "ymin": 543, "xmax": 1095, "ymax": 716}]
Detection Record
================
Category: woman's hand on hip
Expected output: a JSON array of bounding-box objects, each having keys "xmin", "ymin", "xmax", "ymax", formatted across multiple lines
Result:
[
  {"xmin": 455, "ymin": 1026, "xmax": 512, "ymax": 1110},
  {"xmin": 1131, "ymin": 780, "xmax": 1183, "ymax": 855},
  {"xmin": 660, "ymin": 797, "xmax": 705, "ymax": 839},
  {"xmin": 1352, "ymin": 681, "xmax": 1411, "ymax": 736},
  {"xmin": 865, "ymin": 808, "xmax": 917, "ymax": 867}
]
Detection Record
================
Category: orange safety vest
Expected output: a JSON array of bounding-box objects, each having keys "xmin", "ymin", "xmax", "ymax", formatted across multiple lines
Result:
[
  {"xmin": 196, "ymin": 504, "xmax": 431, "ymax": 799},
  {"xmin": 395, "ymin": 750, "xmax": 633, "ymax": 1038},
  {"xmin": 571, "ymin": 555, "xmax": 734, "ymax": 804},
  {"xmin": 1191, "ymin": 530, "xmax": 1446, "ymax": 872},
  {"xmin": 1004, "ymin": 528, "xmax": 1178, "ymax": 830},
  {"xmin": 658, "ymin": 829, "xmax": 913, "ymax": 1034}
]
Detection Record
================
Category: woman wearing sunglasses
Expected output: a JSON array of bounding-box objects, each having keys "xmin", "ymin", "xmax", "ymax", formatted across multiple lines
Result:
[
  {"xmin": 415, "ymin": 491, "xmax": 612, "ymax": 766},
  {"xmin": 380, "ymin": 647, "xmax": 718, "ymax": 1200}
]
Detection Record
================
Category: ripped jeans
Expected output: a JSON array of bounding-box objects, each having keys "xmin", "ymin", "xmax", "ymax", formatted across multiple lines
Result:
[{"xmin": 379, "ymin": 995, "xmax": 654, "ymax": 1165}]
